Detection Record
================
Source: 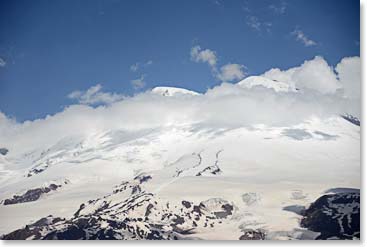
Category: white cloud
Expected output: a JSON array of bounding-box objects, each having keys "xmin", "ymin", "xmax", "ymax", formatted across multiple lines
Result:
[
  {"xmin": 130, "ymin": 63, "xmax": 139, "ymax": 72},
  {"xmin": 292, "ymin": 29, "xmax": 317, "ymax": 47},
  {"xmin": 131, "ymin": 75, "xmax": 146, "ymax": 89},
  {"xmin": 292, "ymin": 57, "xmax": 340, "ymax": 93},
  {"xmin": 262, "ymin": 56, "xmax": 340, "ymax": 94},
  {"xmin": 242, "ymin": 2, "xmax": 251, "ymax": 13},
  {"xmin": 217, "ymin": 64, "xmax": 246, "ymax": 82},
  {"xmin": 246, "ymin": 16, "xmax": 272, "ymax": 33},
  {"xmin": 262, "ymin": 67, "xmax": 296, "ymax": 85},
  {"xmin": 190, "ymin": 46, "xmax": 217, "ymax": 68},
  {"xmin": 0, "ymin": 56, "xmax": 359, "ymax": 155},
  {"xmin": 68, "ymin": 84, "xmax": 124, "ymax": 105},
  {"xmin": 0, "ymin": 112, "xmax": 16, "ymax": 137},
  {"xmin": 336, "ymin": 56, "xmax": 360, "ymax": 99},
  {"xmin": 190, "ymin": 45, "xmax": 247, "ymax": 82},
  {"xmin": 0, "ymin": 57, "xmax": 6, "ymax": 67},
  {"xmin": 246, "ymin": 16, "xmax": 261, "ymax": 31},
  {"xmin": 269, "ymin": 1, "xmax": 287, "ymax": 14},
  {"xmin": 130, "ymin": 60, "xmax": 153, "ymax": 72}
]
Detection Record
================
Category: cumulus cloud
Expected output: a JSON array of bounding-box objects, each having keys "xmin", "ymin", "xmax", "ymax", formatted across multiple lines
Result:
[
  {"xmin": 190, "ymin": 46, "xmax": 217, "ymax": 69},
  {"xmin": 263, "ymin": 56, "xmax": 341, "ymax": 94},
  {"xmin": 68, "ymin": 84, "xmax": 124, "ymax": 105},
  {"xmin": 292, "ymin": 29, "xmax": 317, "ymax": 47},
  {"xmin": 262, "ymin": 68, "xmax": 295, "ymax": 84},
  {"xmin": 291, "ymin": 56, "xmax": 340, "ymax": 94},
  {"xmin": 131, "ymin": 75, "xmax": 146, "ymax": 89},
  {"xmin": 190, "ymin": 45, "xmax": 247, "ymax": 82},
  {"xmin": 216, "ymin": 64, "xmax": 246, "ymax": 82},
  {"xmin": 336, "ymin": 56, "xmax": 360, "ymax": 99}
]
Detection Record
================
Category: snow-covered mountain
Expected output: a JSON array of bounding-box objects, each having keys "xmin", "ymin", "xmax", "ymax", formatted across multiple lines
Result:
[
  {"xmin": 151, "ymin": 87, "xmax": 200, "ymax": 97},
  {"xmin": 0, "ymin": 76, "xmax": 360, "ymax": 240},
  {"xmin": 237, "ymin": 76, "xmax": 295, "ymax": 92}
]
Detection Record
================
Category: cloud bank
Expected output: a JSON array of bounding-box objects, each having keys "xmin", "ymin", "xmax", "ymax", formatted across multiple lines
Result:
[{"xmin": 0, "ymin": 56, "xmax": 360, "ymax": 155}]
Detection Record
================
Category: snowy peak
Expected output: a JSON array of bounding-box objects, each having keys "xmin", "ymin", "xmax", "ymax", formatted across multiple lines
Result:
[
  {"xmin": 151, "ymin": 87, "xmax": 200, "ymax": 97},
  {"xmin": 237, "ymin": 76, "xmax": 294, "ymax": 92}
]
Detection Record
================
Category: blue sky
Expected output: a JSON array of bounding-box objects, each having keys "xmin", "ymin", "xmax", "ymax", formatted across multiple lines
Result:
[{"xmin": 0, "ymin": 0, "xmax": 360, "ymax": 121}]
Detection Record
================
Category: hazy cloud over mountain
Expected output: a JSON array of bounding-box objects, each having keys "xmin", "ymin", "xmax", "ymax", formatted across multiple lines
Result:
[{"xmin": 0, "ymin": 56, "xmax": 360, "ymax": 155}]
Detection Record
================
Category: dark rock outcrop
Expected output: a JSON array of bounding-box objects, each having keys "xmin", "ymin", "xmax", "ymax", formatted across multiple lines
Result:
[
  {"xmin": 239, "ymin": 230, "xmax": 265, "ymax": 240},
  {"xmin": 1, "ymin": 175, "xmax": 236, "ymax": 240},
  {"xmin": 301, "ymin": 191, "xmax": 360, "ymax": 240},
  {"xmin": 0, "ymin": 148, "xmax": 8, "ymax": 156},
  {"xmin": 341, "ymin": 114, "xmax": 360, "ymax": 126},
  {"xmin": 3, "ymin": 183, "xmax": 64, "ymax": 205}
]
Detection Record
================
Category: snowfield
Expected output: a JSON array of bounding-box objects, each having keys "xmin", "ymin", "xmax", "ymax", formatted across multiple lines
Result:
[
  {"xmin": 0, "ymin": 76, "xmax": 360, "ymax": 240},
  {"xmin": 0, "ymin": 116, "xmax": 360, "ymax": 239}
]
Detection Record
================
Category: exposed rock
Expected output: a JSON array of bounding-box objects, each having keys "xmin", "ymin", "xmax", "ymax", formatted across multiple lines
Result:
[
  {"xmin": 301, "ymin": 191, "xmax": 360, "ymax": 240},
  {"xmin": 325, "ymin": 187, "xmax": 360, "ymax": 194},
  {"xmin": 145, "ymin": 203, "xmax": 154, "ymax": 217},
  {"xmin": 27, "ymin": 167, "xmax": 47, "ymax": 177},
  {"xmin": 239, "ymin": 230, "xmax": 265, "ymax": 240},
  {"xmin": 196, "ymin": 150, "xmax": 223, "ymax": 176},
  {"xmin": 196, "ymin": 165, "xmax": 221, "ymax": 176},
  {"xmin": 199, "ymin": 198, "xmax": 234, "ymax": 219},
  {"xmin": 134, "ymin": 174, "xmax": 152, "ymax": 184},
  {"xmin": 3, "ymin": 183, "xmax": 63, "ymax": 205},
  {"xmin": 214, "ymin": 204, "xmax": 234, "ymax": 219},
  {"xmin": 341, "ymin": 114, "xmax": 360, "ymax": 126},
  {"xmin": 1, "ymin": 216, "xmax": 64, "ymax": 240},
  {"xmin": 0, "ymin": 148, "xmax": 8, "ymax": 156},
  {"xmin": 182, "ymin": 200, "xmax": 191, "ymax": 208},
  {"xmin": 1, "ymin": 183, "xmax": 236, "ymax": 240}
]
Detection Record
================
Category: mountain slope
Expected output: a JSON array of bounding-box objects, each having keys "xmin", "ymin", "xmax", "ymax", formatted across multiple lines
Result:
[
  {"xmin": 151, "ymin": 87, "xmax": 200, "ymax": 96},
  {"xmin": 0, "ymin": 115, "xmax": 360, "ymax": 239},
  {"xmin": 237, "ymin": 76, "xmax": 295, "ymax": 92}
]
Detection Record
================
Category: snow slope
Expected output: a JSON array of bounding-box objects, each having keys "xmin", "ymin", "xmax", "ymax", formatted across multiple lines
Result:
[
  {"xmin": 151, "ymin": 87, "xmax": 200, "ymax": 96},
  {"xmin": 0, "ymin": 114, "xmax": 360, "ymax": 239},
  {"xmin": 237, "ymin": 76, "xmax": 295, "ymax": 92}
]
